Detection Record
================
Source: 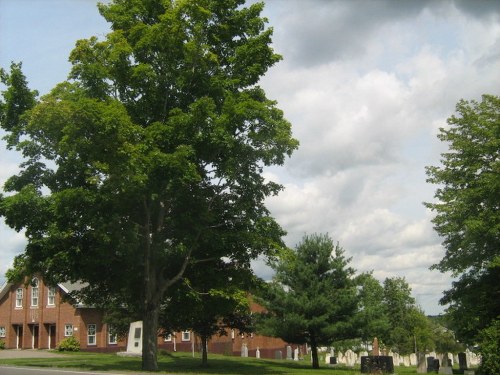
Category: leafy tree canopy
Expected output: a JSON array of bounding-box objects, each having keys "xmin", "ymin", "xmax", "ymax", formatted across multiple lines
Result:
[
  {"xmin": 0, "ymin": 0, "xmax": 298, "ymax": 370},
  {"xmin": 425, "ymin": 95, "xmax": 499, "ymax": 374}
]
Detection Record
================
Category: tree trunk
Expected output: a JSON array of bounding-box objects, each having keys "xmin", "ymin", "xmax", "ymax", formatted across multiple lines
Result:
[
  {"xmin": 142, "ymin": 303, "xmax": 160, "ymax": 371},
  {"xmin": 310, "ymin": 335, "xmax": 319, "ymax": 369},
  {"xmin": 201, "ymin": 335, "xmax": 208, "ymax": 367}
]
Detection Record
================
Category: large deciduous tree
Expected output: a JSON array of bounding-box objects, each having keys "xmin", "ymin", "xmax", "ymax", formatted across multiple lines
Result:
[
  {"xmin": 425, "ymin": 94, "xmax": 499, "ymax": 374},
  {"xmin": 256, "ymin": 233, "xmax": 358, "ymax": 369},
  {"xmin": 0, "ymin": 0, "xmax": 297, "ymax": 371}
]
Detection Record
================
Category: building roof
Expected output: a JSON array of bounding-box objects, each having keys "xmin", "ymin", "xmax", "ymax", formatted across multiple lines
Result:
[{"xmin": 0, "ymin": 279, "xmax": 87, "ymax": 302}]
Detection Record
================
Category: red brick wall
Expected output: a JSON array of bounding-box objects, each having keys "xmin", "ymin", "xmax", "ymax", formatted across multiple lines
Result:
[{"xmin": 0, "ymin": 278, "xmax": 125, "ymax": 351}]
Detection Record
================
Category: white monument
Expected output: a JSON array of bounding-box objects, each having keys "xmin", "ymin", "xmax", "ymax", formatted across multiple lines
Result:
[{"xmin": 118, "ymin": 321, "xmax": 143, "ymax": 357}]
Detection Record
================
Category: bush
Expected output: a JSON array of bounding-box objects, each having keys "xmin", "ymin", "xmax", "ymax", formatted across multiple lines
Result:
[
  {"xmin": 56, "ymin": 336, "xmax": 80, "ymax": 352},
  {"xmin": 0, "ymin": 340, "xmax": 5, "ymax": 350},
  {"xmin": 477, "ymin": 318, "xmax": 500, "ymax": 375}
]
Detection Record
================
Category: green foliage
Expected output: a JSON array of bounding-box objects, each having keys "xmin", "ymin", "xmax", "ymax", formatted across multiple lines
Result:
[
  {"xmin": 56, "ymin": 336, "xmax": 80, "ymax": 352},
  {"xmin": 257, "ymin": 233, "xmax": 358, "ymax": 369},
  {"xmin": 0, "ymin": 340, "xmax": 5, "ymax": 350},
  {"xmin": 476, "ymin": 318, "xmax": 500, "ymax": 375},
  {"xmin": 381, "ymin": 277, "xmax": 435, "ymax": 354},
  {"xmin": 0, "ymin": 0, "xmax": 297, "ymax": 371},
  {"xmin": 160, "ymin": 260, "xmax": 256, "ymax": 366},
  {"xmin": 355, "ymin": 273, "xmax": 390, "ymax": 347},
  {"xmin": 425, "ymin": 95, "xmax": 500, "ymax": 345}
]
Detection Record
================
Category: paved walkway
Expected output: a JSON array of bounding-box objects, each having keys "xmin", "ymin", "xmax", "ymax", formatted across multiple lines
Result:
[{"xmin": 0, "ymin": 349, "xmax": 66, "ymax": 358}]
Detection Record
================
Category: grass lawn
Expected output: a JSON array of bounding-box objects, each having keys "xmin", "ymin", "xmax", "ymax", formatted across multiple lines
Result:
[{"xmin": 0, "ymin": 351, "xmax": 426, "ymax": 374}]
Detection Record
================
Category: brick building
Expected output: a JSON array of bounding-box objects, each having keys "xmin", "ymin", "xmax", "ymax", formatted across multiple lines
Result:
[
  {"xmin": 0, "ymin": 277, "xmax": 125, "ymax": 351},
  {"xmin": 1, "ymin": 277, "xmax": 303, "ymax": 359},
  {"xmin": 160, "ymin": 301, "xmax": 306, "ymax": 359}
]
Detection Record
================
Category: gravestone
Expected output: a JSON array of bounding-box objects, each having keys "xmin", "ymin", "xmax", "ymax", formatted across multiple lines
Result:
[
  {"xmin": 438, "ymin": 366, "xmax": 452, "ymax": 374},
  {"xmin": 274, "ymin": 350, "xmax": 282, "ymax": 360},
  {"xmin": 294, "ymin": 347, "xmax": 299, "ymax": 361},
  {"xmin": 427, "ymin": 356, "xmax": 436, "ymax": 372},
  {"xmin": 458, "ymin": 352, "xmax": 469, "ymax": 370},
  {"xmin": 241, "ymin": 343, "xmax": 248, "ymax": 357},
  {"xmin": 446, "ymin": 352, "xmax": 453, "ymax": 366},
  {"xmin": 372, "ymin": 337, "xmax": 380, "ymax": 356},
  {"xmin": 403, "ymin": 355, "xmax": 410, "ymax": 367},
  {"xmin": 359, "ymin": 351, "xmax": 368, "ymax": 364},
  {"xmin": 360, "ymin": 356, "xmax": 394, "ymax": 374},
  {"xmin": 329, "ymin": 356, "xmax": 337, "ymax": 365},
  {"xmin": 392, "ymin": 352, "xmax": 400, "ymax": 366},
  {"xmin": 256, "ymin": 347, "xmax": 260, "ymax": 359},
  {"xmin": 410, "ymin": 353, "xmax": 417, "ymax": 366},
  {"xmin": 286, "ymin": 345, "xmax": 292, "ymax": 360},
  {"xmin": 118, "ymin": 321, "xmax": 143, "ymax": 357},
  {"xmin": 345, "ymin": 349, "xmax": 356, "ymax": 367},
  {"xmin": 416, "ymin": 352, "xmax": 427, "ymax": 373}
]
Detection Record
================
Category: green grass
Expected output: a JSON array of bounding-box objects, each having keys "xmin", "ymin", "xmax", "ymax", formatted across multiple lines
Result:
[{"xmin": 0, "ymin": 351, "xmax": 424, "ymax": 374}]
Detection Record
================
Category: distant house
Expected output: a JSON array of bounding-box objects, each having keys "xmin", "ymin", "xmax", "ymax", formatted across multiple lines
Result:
[
  {"xmin": 160, "ymin": 301, "xmax": 306, "ymax": 360},
  {"xmin": 0, "ymin": 277, "xmax": 125, "ymax": 351},
  {"xmin": 0, "ymin": 277, "xmax": 303, "ymax": 359}
]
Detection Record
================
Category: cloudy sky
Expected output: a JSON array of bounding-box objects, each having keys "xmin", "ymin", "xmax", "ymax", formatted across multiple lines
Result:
[{"xmin": 1, "ymin": 0, "xmax": 499, "ymax": 315}]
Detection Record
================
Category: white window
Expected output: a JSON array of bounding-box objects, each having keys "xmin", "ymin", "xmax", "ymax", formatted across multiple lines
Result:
[
  {"xmin": 0, "ymin": 326, "xmax": 6, "ymax": 337},
  {"xmin": 182, "ymin": 331, "xmax": 190, "ymax": 341},
  {"xmin": 87, "ymin": 324, "xmax": 97, "ymax": 345},
  {"xmin": 64, "ymin": 324, "xmax": 73, "ymax": 337},
  {"xmin": 164, "ymin": 333, "xmax": 172, "ymax": 342},
  {"xmin": 108, "ymin": 325, "xmax": 117, "ymax": 345},
  {"xmin": 47, "ymin": 286, "xmax": 56, "ymax": 306},
  {"xmin": 15, "ymin": 288, "xmax": 23, "ymax": 308},
  {"xmin": 31, "ymin": 278, "xmax": 39, "ymax": 307}
]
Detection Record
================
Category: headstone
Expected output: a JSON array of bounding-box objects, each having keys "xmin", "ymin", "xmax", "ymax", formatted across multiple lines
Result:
[
  {"xmin": 337, "ymin": 351, "xmax": 345, "ymax": 364},
  {"xmin": 256, "ymin": 347, "xmax": 260, "ymax": 359},
  {"xmin": 438, "ymin": 366, "xmax": 453, "ymax": 374},
  {"xmin": 345, "ymin": 349, "xmax": 356, "ymax": 367},
  {"xmin": 392, "ymin": 352, "xmax": 400, "ymax": 366},
  {"xmin": 329, "ymin": 356, "xmax": 337, "ymax": 365},
  {"xmin": 118, "ymin": 321, "xmax": 143, "ymax": 356},
  {"xmin": 286, "ymin": 345, "xmax": 292, "ymax": 360},
  {"xmin": 274, "ymin": 350, "xmax": 282, "ymax": 360},
  {"xmin": 416, "ymin": 352, "xmax": 427, "ymax": 373},
  {"xmin": 372, "ymin": 337, "xmax": 380, "ymax": 356},
  {"xmin": 325, "ymin": 353, "xmax": 331, "ymax": 364},
  {"xmin": 403, "ymin": 355, "xmax": 410, "ymax": 367},
  {"xmin": 458, "ymin": 352, "xmax": 469, "ymax": 370},
  {"xmin": 410, "ymin": 353, "xmax": 417, "ymax": 366},
  {"xmin": 469, "ymin": 350, "xmax": 480, "ymax": 367},
  {"xmin": 241, "ymin": 343, "xmax": 248, "ymax": 357},
  {"xmin": 446, "ymin": 352, "xmax": 453, "ymax": 366},
  {"xmin": 358, "ymin": 351, "xmax": 368, "ymax": 364},
  {"xmin": 360, "ymin": 356, "xmax": 394, "ymax": 374},
  {"xmin": 294, "ymin": 347, "xmax": 299, "ymax": 361},
  {"xmin": 427, "ymin": 356, "xmax": 436, "ymax": 372}
]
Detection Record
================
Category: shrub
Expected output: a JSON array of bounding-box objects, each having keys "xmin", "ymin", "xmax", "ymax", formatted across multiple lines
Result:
[
  {"xmin": 56, "ymin": 336, "xmax": 80, "ymax": 352},
  {"xmin": 477, "ymin": 318, "xmax": 500, "ymax": 375},
  {"xmin": 0, "ymin": 340, "xmax": 5, "ymax": 350}
]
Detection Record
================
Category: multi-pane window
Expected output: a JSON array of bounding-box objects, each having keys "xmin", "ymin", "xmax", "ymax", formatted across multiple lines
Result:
[
  {"xmin": 164, "ymin": 333, "xmax": 172, "ymax": 342},
  {"xmin": 15, "ymin": 288, "xmax": 23, "ymax": 308},
  {"xmin": 182, "ymin": 331, "xmax": 190, "ymax": 341},
  {"xmin": 0, "ymin": 326, "xmax": 6, "ymax": 337},
  {"xmin": 87, "ymin": 324, "xmax": 97, "ymax": 345},
  {"xmin": 64, "ymin": 324, "xmax": 73, "ymax": 337},
  {"xmin": 108, "ymin": 325, "xmax": 117, "ymax": 345},
  {"xmin": 47, "ymin": 286, "xmax": 56, "ymax": 306},
  {"xmin": 31, "ymin": 278, "xmax": 39, "ymax": 307}
]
